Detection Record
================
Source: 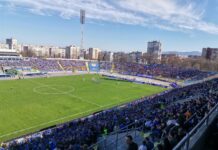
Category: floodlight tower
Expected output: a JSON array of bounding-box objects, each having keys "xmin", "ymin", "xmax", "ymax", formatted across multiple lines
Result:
[{"xmin": 80, "ymin": 9, "xmax": 85, "ymax": 52}]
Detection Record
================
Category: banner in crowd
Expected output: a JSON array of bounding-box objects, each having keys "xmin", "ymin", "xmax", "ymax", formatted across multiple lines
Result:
[{"xmin": 88, "ymin": 62, "xmax": 100, "ymax": 72}]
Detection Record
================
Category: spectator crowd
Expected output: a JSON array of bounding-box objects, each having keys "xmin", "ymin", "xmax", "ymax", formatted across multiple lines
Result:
[
  {"xmin": 2, "ymin": 77, "xmax": 217, "ymax": 150},
  {"xmin": 0, "ymin": 58, "xmax": 213, "ymax": 80},
  {"xmin": 100, "ymin": 62, "xmax": 210, "ymax": 80},
  {"xmin": 0, "ymin": 58, "xmax": 87, "ymax": 72},
  {"xmin": 0, "ymin": 58, "xmax": 217, "ymax": 150}
]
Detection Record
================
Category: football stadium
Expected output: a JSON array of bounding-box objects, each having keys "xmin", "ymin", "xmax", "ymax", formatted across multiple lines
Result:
[
  {"xmin": 0, "ymin": 57, "xmax": 218, "ymax": 150},
  {"xmin": 1, "ymin": 1, "xmax": 218, "ymax": 150},
  {"xmin": 0, "ymin": 73, "xmax": 165, "ymax": 142}
]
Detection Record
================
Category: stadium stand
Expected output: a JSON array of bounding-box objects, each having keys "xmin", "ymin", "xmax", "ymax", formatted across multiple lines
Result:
[
  {"xmin": 2, "ymin": 77, "xmax": 217, "ymax": 150},
  {"xmin": 59, "ymin": 59, "xmax": 87, "ymax": 71},
  {"xmin": 99, "ymin": 62, "xmax": 214, "ymax": 81},
  {"xmin": 0, "ymin": 58, "xmax": 61, "ymax": 72},
  {"xmin": 0, "ymin": 58, "xmax": 218, "ymax": 150},
  {"xmin": 0, "ymin": 58, "xmax": 215, "ymax": 80}
]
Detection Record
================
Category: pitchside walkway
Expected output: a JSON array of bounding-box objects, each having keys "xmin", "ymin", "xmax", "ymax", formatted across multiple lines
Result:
[{"xmin": 101, "ymin": 72, "xmax": 172, "ymax": 88}]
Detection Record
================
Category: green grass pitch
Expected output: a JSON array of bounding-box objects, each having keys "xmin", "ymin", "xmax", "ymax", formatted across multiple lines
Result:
[{"xmin": 0, "ymin": 74, "xmax": 166, "ymax": 142}]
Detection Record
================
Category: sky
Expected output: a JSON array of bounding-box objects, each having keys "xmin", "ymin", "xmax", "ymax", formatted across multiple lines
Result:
[{"xmin": 0, "ymin": 0, "xmax": 218, "ymax": 52}]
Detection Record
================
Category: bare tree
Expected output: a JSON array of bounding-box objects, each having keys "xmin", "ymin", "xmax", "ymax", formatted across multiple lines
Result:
[{"xmin": 21, "ymin": 50, "xmax": 36, "ymax": 57}]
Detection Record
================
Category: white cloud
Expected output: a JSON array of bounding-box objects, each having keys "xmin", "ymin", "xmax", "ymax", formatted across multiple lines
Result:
[{"xmin": 2, "ymin": 0, "xmax": 218, "ymax": 34}]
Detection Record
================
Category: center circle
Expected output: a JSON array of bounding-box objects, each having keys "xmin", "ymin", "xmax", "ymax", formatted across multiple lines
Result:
[{"xmin": 33, "ymin": 85, "xmax": 75, "ymax": 95}]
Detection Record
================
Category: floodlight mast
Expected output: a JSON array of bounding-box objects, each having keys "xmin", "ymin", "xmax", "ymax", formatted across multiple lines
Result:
[{"xmin": 80, "ymin": 9, "xmax": 85, "ymax": 52}]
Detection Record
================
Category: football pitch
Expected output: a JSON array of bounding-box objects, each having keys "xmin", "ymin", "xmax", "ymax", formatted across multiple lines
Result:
[{"xmin": 0, "ymin": 74, "xmax": 166, "ymax": 142}]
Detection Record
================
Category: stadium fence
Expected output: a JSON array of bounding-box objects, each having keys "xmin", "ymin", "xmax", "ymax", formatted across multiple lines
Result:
[
  {"xmin": 88, "ymin": 118, "xmax": 145, "ymax": 150},
  {"xmin": 88, "ymin": 99, "xmax": 218, "ymax": 150},
  {"xmin": 173, "ymin": 103, "xmax": 218, "ymax": 150}
]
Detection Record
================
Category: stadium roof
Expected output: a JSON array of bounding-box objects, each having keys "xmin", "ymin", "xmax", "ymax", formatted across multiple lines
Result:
[
  {"xmin": 0, "ymin": 48, "xmax": 20, "ymax": 57},
  {"xmin": 0, "ymin": 48, "xmax": 17, "ymax": 53}
]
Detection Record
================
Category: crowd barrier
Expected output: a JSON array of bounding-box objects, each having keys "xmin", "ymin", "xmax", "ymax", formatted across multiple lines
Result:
[{"xmin": 173, "ymin": 103, "xmax": 218, "ymax": 150}]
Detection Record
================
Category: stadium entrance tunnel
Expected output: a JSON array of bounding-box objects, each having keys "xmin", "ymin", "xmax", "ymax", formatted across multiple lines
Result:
[{"xmin": 33, "ymin": 85, "xmax": 75, "ymax": 95}]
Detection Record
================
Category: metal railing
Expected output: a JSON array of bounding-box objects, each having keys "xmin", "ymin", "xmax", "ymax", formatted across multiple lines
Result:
[
  {"xmin": 88, "ymin": 119, "xmax": 145, "ymax": 150},
  {"xmin": 88, "ymin": 96, "xmax": 213, "ymax": 150},
  {"xmin": 173, "ymin": 103, "xmax": 218, "ymax": 150}
]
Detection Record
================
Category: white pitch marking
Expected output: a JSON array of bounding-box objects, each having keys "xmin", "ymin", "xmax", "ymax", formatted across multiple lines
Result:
[
  {"xmin": 0, "ymin": 76, "xmax": 143, "ymax": 140},
  {"xmin": 33, "ymin": 85, "xmax": 75, "ymax": 95},
  {"xmin": 0, "ymin": 101, "xmax": 120, "ymax": 139},
  {"xmin": 28, "ymin": 78, "xmax": 102, "ymax": 107}
]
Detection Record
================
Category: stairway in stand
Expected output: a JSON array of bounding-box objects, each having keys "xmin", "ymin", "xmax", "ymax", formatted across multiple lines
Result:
[{"xmin": 57, "ymin": 61, "xmax": 65, "ymax": 71}]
